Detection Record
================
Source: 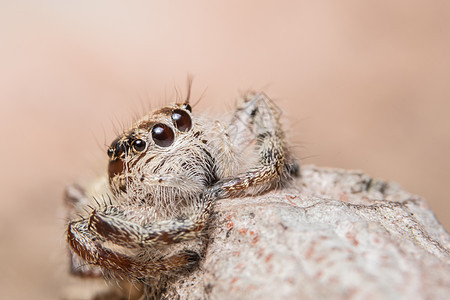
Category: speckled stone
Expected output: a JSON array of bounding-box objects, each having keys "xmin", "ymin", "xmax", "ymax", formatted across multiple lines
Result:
[{"xmin": 165, "ymin": 165, "xmax": 450, "ymax": 299}]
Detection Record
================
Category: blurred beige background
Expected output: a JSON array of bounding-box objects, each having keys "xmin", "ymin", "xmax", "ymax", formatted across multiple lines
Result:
[{"xmin": 0, "ymin": 1, "xmax": 449, "ymax": 299}]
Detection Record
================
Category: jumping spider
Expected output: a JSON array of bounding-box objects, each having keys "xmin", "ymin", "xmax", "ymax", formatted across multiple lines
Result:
[{"xmin": 65, "ymin": 91, "xmax": 299, "ymax": 298}]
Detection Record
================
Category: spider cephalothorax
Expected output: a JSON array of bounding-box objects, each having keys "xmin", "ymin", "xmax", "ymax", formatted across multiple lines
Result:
[
  {"xmin": 105, "ymin": 102, "xmax": 223, "ymax": 219},
  {"xmin": 65, "ymin": 91, "xmax": 299, "ymax": 298}
]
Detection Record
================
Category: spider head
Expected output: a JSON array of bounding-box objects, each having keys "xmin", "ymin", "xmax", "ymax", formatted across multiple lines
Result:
[{"xmin": 106, "ymin": 102, "xmax": 204, "ymax": 197}]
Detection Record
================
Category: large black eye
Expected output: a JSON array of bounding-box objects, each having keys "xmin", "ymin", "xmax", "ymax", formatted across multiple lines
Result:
[
  {"xmin": 107, "ymin": 137, "xmax": 126, "ymax": 158},
  {"xmin": 151, "ymin": 124, "xmax": 174, "ymax": 147},
  {"xmin": 132, "ymin": 139, "xmax": 146, "ymax": 152},
  {"xmin": 171, "ymin": 109, "xmax": 192, "ymax": 132}
]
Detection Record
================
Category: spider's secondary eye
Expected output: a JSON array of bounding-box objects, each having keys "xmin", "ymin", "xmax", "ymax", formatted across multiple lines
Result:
[
  {"xmin": 132, "ymin": 139, "xmax": 146, "ymax": 152},
  {"xmin": 107, "ymin": 147, "xmax": 114, "ymax": 158},
  {"xmin": 151, "ymin": 124, "xmax": 174, "ymax": 147},
  {"xmin": 107, "ymin": 137, "xmax": 127, "ymax": 158},
  {"xmin": 171, "ymin": 109, "xmax": 192, "ymax": 132}
]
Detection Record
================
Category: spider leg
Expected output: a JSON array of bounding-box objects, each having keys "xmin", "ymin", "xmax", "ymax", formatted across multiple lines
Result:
[
  {"xmin": 229, "ymin": 92, "xmax": 282, "ymax": 145},
  {"xmin": 64, "ymin": 185, "xmax": 104, "ymax": 277},
  {"xmin": 67, "ymin": 219, "xmax": 201, "ymax": 279},
  {"xmin": 213, "ymin": 92, "xmax": 296, "ymax": 198},
  {"xmin": 87, "ymin": 200, "xmax": 212, "ymax": 249}
]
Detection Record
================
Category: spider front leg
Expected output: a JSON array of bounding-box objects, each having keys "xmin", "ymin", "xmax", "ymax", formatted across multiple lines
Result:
[
  {"xmin": 87, "ymin": 199, "xmax": 214, "ymax": 249},
  {"xmin": 215, "ymin": 92, "xmax": 298, "ymax": 198},
  {"xmin": 67, "ymin": 216, "xmax": 202, "ymax": 280},
  {"xmin": 67, "ymin": 191, "xmax": 217, "ymax": 279},
  {"xmin": 64, "ymin": 185, "xmax": 104, "ymax": 277}
]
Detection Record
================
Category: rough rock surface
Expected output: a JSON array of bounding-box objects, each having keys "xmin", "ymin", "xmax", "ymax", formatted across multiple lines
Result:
[{"xmin": 163, "ymin": 165, "xmax": 450, "ymax": 299}]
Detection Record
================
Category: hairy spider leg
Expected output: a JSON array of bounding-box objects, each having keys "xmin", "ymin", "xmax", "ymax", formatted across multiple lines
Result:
[
  {"xmin": 86, "ymin": 195, "xmax": 214, "ymax": 249},
  {"xmin": 67, "ymin": 219, "xmax": 201, "ymax": 280},
  {"xmin": 212, "ymin": 92, "xmax": 292, "ymax": 198}
]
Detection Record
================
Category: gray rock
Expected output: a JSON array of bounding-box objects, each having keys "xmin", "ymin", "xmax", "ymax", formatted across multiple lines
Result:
[{"xmin": 164, "ymin": 165, "xmax": 450, "ymax": 299}]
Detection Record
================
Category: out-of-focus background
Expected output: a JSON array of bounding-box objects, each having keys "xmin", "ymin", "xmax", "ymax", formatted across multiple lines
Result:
[{"xmin": 0, "ymin": 1, "xmax": 448, "ymax": 299}]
